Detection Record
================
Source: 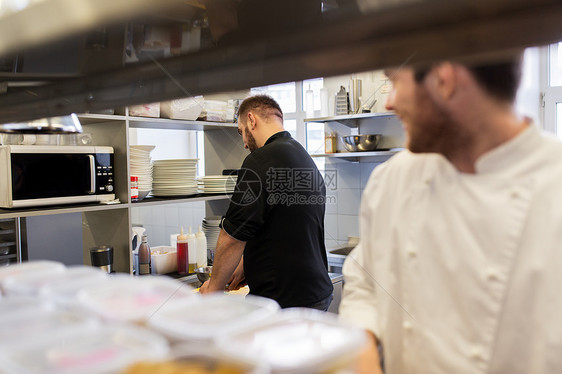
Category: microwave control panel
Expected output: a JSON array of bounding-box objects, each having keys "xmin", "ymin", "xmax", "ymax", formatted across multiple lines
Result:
[{"xmin": 95, "ymin": 153, "xmax": 114, "ymax": 194}]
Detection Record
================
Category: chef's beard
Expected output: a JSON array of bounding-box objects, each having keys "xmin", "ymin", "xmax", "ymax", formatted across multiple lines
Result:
[{"xmin": 245, "ymin": 127, "xmax": 258, "ymax": 152}]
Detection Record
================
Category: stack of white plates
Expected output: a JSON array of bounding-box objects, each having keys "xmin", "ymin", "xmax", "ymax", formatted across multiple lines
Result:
[
  {"xmin": 197, "ymin": 175, "xmax": 237, "ymax": 194},
  {"xmin": 202, "ymin": 216, "xmax": 221, "ymax": 264},
  {"xmin": 152, "ymin": 159, "xmax": 199, "ymax": 197},
  {"xmin": 130, "ymin": 145, "xmax": 155, "ymax": 196}
]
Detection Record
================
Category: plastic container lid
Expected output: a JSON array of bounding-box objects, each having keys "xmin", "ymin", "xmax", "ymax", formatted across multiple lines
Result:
[
  {"xmin": 0, "ymin": 260, "xmax": 65, "ymax": 295},
  {"xmin": 216, "ymin": 308, "xmax": 367, "ymax": 373},
  {"xmin": 124, "ymin": 344, "xmax": 269, "ymax": 374},
  {"xmin": 0, "ymin": 325, "xmax": 169, "ymax": 374},
  {"xmin": 38, "ymin": 267, "xmax": 111, "ymax": 304},
  {"xmin": 148, "ymin": 293, "xmax": 280, "ymax": 342},
  {"xmin": 0, "ymin": 295, "xmax": 55, "ymax": 321},
  {"xmin": 0, "ymin": 307, "xmax": 100, "ymax": 348},
  {"xmin": 2, "ymin": 265, "xmax": 108, "ymax": 298},
  {"xmin": 77, "ymin": 275, "xmax": 196, "ymax": 323}
]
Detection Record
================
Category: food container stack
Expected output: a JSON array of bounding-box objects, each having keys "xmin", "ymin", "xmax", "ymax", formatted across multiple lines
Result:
[
  {"xmin": 0, "ymin": 261, "xmax": 368, "ymax": 373},
  {"xmin": 160, "ymin": 96, "xmax": 204, "ymax": 120},
  {"xmin": 200, "ymin": 100, "xmax": 228, "ymax": 122}
]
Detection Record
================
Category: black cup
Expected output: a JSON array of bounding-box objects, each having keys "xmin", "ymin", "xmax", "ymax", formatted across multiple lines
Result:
[{"xmin": 90, "ymin": 246, "xmax": 114, "ymax": 273}]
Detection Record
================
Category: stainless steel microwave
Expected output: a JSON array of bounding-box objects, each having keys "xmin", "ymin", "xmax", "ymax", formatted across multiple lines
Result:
[{"xmin": 0, "ymin": 145, "xmax": 115, "ymax": 208}]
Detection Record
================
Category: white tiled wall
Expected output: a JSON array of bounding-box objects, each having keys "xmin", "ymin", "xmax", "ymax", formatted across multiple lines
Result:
[
  {"xmin": 324, "ymin": 158, "xmax": 383, "ymax": 250},
  {"xmin": 131, "ymin": 201, "xmax": 206, "ymax": 247}
]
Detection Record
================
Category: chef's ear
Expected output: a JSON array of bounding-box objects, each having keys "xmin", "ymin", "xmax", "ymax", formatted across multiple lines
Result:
[
  {"xmin": 435, "ymin": 62, "xmax": 457, "ymax": 100},
  {"xmin": 247, "ymin": 112, "xmax": 257, "ymax": 129}
]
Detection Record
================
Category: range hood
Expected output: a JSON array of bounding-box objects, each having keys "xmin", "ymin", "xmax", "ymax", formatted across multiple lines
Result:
[{"xmin": 0, "ymin": 0, "xmax": 561, "ymax": 124}]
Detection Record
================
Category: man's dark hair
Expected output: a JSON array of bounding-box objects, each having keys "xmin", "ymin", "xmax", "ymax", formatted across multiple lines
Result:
[
  {"xmin": 414, "ymin": 56, "xmax": 523, "ymax": 102},
  {"xmin": 238, "ymin": 95, "xmax": 284, "ymax": 122}
]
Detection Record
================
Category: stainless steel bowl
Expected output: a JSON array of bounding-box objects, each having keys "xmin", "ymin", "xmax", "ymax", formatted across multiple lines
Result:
[
  {"xmin": 341, "ymin": 134, "xmax": 381, "ymax": 152},
  {"xmin": 195, "ymin": 266, "xmax": 212, "ymax": 283}
]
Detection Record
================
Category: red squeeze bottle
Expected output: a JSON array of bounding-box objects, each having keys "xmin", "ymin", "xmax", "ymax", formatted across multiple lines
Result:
[{"xmin": 177, "ymin": 227, "xmax": 189, "ymax": 275}]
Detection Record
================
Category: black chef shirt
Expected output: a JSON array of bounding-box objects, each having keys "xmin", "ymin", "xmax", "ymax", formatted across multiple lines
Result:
[{"xmin": 221, "ymin": 131, "xmax": 333, "ymax": 308}]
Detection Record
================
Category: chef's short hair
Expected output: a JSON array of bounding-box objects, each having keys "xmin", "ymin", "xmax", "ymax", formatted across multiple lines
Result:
[
  {"xmin": 413, "ymin": 55, "xmax": 523, "ymax": 103},
  {"xmin": 238, "ymin": 95, "xmax": 283, "ymax": 122}
]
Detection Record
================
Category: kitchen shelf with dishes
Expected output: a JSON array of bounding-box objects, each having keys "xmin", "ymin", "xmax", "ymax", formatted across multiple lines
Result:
[
  {"xmin": 131, "ymin": 193, "xmax": 233, "ymax": 207},
  {"xmin": 306, "ymin": 111, "xmax": 405, "ymax": 162},
  {"xmin": 0, "ymin": 106, "xmax": 244, "ymax": 273},
  {"xmin": 304, "ymin": 112, "xmax": 396, "ymax": 127},
  {"xmin": 0, "ymin": 203, "xmax": 129, "ymax": 220},
  {"xmin": 310, "ymin": 148, "xmax": 404, "ymax": 162},
  {"xmin": 78, "ymin": 113, "xmax": 237, "ymax": 131}
]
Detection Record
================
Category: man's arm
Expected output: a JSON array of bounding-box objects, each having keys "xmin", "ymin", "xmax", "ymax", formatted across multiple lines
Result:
[
  {"xmin": 227, "ymin": 256, "xmax": 246, "ymax": 291},
  {"xmin": 200, "ymin": 228, "xmax": 246, "ymax": 294},
  {"xmin": 356, "ymin": 330, "xmax": 384, "ymax": 374}
]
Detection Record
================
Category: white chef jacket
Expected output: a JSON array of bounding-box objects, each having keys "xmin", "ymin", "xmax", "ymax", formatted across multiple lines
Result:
[{"xmin": 339, "ymin": 125, "xmax": 562, "ymax": 374}]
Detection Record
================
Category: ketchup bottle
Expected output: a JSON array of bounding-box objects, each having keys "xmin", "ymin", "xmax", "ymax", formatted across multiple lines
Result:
[{"xmin": 177, "ymin": 227, "xmax": 189, "ymax": 275}]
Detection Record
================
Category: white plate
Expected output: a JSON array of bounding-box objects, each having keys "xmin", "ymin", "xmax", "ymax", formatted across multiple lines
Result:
[{"xmin": 130, "ymin": 145, "xmax": 156, "ymax": 152}]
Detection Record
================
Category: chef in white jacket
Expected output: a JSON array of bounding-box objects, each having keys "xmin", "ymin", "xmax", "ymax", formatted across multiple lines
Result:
[{"xmin": 339, "ymin": 53, "xmax": 562, "ymax": 374}]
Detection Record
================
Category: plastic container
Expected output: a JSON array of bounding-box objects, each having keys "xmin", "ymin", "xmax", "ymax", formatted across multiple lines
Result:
[
  {"xmin": 187, "ymin": 226, "xmax": 197, "ymax": 273},
  {"xmin": 0, "ymin": 307, "xmax": 99, "ymax": 348},
  {"xmin": 0, "ymin": 325, "xmax": 169, "ymax": 374},
  {"xmin": 0, "ymin": 295, "xmax": 55, "ymax": 320},
  {"xmin": 216, "ymin": 308, "xmax": 366, "ymax": 373},
  {"xmin": 124, "ymin": 344, "xmax": 269, "ymax": 374},
  {"xmin": 160, "ymin": 96, "xmax": 204, "ymax": 120},
  {"xmin": 77, "ymin": 275, "xmax": 196, "ymax": 323},
  {"xmin": 150, "ymin": 246, "xmax": 177, "ymax": 274},
  {"xmin": 201, "ymin": 100, "xmax": 227, "ymax": 122},
  {"xmin": 39, "ymin": 269, "xmax": 111, "ymax": 306},
  {"xmin": 129, "ymin": 102, "xmax": 160, "ymax": 118},
  {"xmin": 148, "ymin": 293, "xmax": 279, "ymax": 343},
  {"xmin": 176, "ymin": 227, "xmax": 189, "ymax": 275},
  {"xmin": 0, "ymin": 260, "xmax": 66, "ymax": 295},
  {"xmin": 2, "ymin": 265, "xmax": 108, "ymax": 298},
  {"xmin": 195, "ymin": 225, "xmax": 207, "ymax": 268}
]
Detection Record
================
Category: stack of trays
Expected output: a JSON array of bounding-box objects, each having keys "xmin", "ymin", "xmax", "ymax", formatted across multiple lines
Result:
[
  {"xmin": 202, "ymin": 216, "xmax": 221, "ymax": 264},
  {"xmin": 196, "ymin": 175, "xmax": 236, "ymax": 194},
  {"xmin": 130, "ymin": 145, "xmax": 155, "ymax": 197},
  {"xmin": 152, "ymin": 159, "xmax": 198, "ymax": 197}
]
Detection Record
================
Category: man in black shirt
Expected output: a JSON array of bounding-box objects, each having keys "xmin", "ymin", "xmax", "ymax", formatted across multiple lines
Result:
[{"xmin": 200, "ymin": 95, "xmax": 333, "ymax": 310}]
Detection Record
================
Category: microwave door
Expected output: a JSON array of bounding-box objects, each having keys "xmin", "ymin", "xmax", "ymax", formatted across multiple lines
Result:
[
  {"xmin": 87, "ymin": 154, "xmax": 96, "ymax": 194},
  {"xmin": 11, "ymin": 153, "xmax": 95, "ymax": 200}
]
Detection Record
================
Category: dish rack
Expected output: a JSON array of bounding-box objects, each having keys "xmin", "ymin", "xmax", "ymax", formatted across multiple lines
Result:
[{"xmin": 0, "ymin": 218, "xmax": 22, "ymax": 267}]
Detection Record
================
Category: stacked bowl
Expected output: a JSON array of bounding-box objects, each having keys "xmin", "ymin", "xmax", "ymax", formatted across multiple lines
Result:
[
  {"xmin": 202, "ymin": 216, "xmax": 221, "ymax": 264},
  {"xmin": 152, "ymin": 159, "xmax": 198, "ymax": 197},
  {"xmin": 130, "ymin": 145, "xmax": 155, "ymax": 200}
]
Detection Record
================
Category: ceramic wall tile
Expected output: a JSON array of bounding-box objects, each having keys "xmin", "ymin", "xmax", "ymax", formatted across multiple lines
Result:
[
  {"xmin": 337, "ymin": 188, "xmax": 362, "ymax": 216},
  {"xmin": 337, "ymin": 215, "xmax": 359, "ymax": 242}
]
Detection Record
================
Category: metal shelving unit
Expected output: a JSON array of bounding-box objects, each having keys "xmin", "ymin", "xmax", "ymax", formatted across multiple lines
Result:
[
  {"xmin": 0, "ymin": 218, "xmax": 22, "ymax": 265},
  {"xmin": 2, "ymin": 112, "xmax": 240, "ymax": 272},
  {"xmin": 305, "ymin": 112, "xmax": 396, "ymax": 127},
  {"xmin": 311, "ymin": 148, "xmax": 404, "ymax": 162},
  {"xmin": 306, "ymin": 112, "xmax": 405, "ymax": 161}
]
